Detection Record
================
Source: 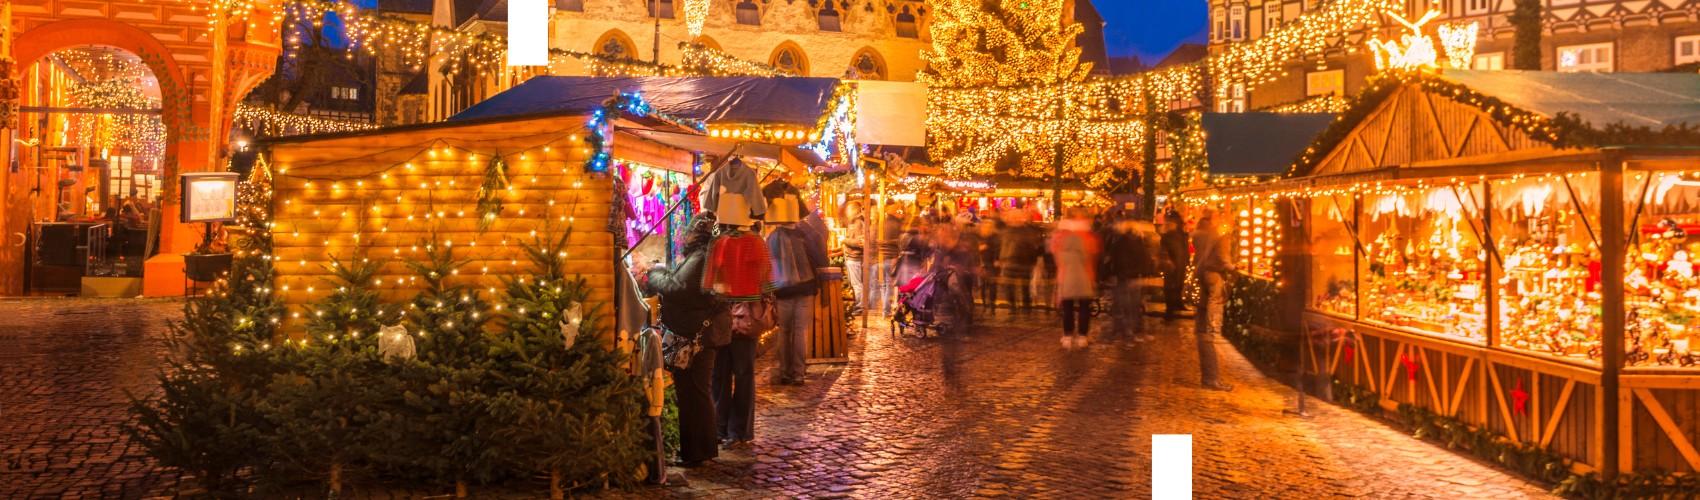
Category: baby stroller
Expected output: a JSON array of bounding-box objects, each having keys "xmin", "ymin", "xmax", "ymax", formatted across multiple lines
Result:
[{"xmin": 892, "ymin": 268, "xmax": 959, "ymax": 338}]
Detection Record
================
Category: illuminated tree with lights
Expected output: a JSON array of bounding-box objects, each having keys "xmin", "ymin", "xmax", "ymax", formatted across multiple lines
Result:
[
  {"xmin": 921, "ymin": 0, "xmax": 1091, "ymax": 88},
  {"xmin": 922, "ymin": 0, "xmax": 1102, "ymax": 188}
]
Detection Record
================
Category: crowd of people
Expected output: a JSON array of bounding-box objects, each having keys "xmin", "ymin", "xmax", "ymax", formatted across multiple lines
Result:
[
  {"xmin": 843, "ymin": 200, "xmax": 1236, "ymax": 391},
  {"xmin": 642, "ymin": 179, "xmax": 1240, "ymax": 468}
]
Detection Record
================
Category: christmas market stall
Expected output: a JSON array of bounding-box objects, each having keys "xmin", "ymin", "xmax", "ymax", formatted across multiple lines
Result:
[{"xmin": 1254, "ymin": 70, "xmax": 1700, "ymax": 480}]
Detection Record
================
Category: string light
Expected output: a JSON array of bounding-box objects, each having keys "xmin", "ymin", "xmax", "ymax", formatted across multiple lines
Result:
[{"xmin": 234, "ymin": 103, "xmax": 378, "ymax": 136}]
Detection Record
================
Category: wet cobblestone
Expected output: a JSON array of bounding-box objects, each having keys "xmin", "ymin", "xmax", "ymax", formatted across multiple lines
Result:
[{"xmin": 0, "ymin": 299, "xmax": 1557, "ymax": 499}]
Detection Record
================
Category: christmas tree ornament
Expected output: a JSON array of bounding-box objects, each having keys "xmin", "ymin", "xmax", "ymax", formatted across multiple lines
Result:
[
  {"xmin": 560, "ymin": 302, "xmax": 583, "ymax": 350},
  {"xmin": 378, "ymin": 324, "xmax": 415, "ymax": 361}
]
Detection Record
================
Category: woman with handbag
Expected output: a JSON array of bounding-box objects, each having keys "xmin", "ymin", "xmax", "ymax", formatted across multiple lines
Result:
[{"xmin": 646, "ymin": 213, "xmax": 732, "ymax": 467}]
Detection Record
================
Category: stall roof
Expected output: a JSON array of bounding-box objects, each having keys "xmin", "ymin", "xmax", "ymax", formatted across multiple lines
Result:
[
  {"xmin": 1201, "ymin": 112, "xmax": 1335, "ymax": 176},
  {"xmin": 448, "ymin": 76, "xmax": 842, "ymax": 126},
  {"xmin": 1440, "ymin": 70, "xmax": 1700, "ymax": 129}
]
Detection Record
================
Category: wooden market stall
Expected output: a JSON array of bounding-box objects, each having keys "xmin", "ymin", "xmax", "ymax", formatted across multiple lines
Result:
[
  {"xmin": 265, "ymin": 107, "xmax": 697, "ymax": 336},
  {"xmin": 1259, "ymin": 70, "xmax": 1700, "ymax": 479}
]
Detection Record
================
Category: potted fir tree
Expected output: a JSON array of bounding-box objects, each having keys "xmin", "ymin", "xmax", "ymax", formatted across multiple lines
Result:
[{"xmin": 183, "ymin": 222, "xmax": 232, "ymax": 282}]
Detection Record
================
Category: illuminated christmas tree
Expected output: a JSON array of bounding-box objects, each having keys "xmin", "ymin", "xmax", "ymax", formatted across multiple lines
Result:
[{"xmin": 921, "ymin": 0, "xmax": 1091, "ymax": 88}]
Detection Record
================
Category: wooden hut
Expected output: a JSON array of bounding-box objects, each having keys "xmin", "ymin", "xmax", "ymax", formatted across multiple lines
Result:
[
  {"xmin": 264, "ymin": 104, "xmax": 696, "ymax": 335},
  {"xmin": 1247, "ymin": 70, "xmax": 1700, "ymax": 479}
]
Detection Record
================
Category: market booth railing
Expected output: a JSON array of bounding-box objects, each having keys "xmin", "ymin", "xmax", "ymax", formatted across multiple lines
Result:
[{"xmin": 1248, "ymin": 70, "xmax": 1700, "ymax": 479}]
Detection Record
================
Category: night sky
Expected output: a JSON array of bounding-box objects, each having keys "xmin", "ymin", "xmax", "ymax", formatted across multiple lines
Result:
[{"xmin": 1096, "ymin": 0, "xmax": 1209, "ymax": 65}]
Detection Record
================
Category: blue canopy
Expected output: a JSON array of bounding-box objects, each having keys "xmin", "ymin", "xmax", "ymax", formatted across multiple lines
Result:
[{"xmin": 449, "ymin": 76, "xmax": 842, "ymax": 127}]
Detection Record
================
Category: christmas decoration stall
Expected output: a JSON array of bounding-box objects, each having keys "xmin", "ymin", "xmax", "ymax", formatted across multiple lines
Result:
[{"xmin": 1241, "ymin": 69, "xmax": 1700, "ymax": 481}]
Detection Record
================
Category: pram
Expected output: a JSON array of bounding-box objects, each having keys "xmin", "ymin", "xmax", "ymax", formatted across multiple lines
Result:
[{"xmin": 891, "ymin": 268, "xmax": 964, "ymax": 338}]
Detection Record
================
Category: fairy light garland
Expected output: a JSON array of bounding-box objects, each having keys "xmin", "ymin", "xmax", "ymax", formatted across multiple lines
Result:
[{"xmin": 234, "ymin": 103, "xmax": 378, "ymax": 136}]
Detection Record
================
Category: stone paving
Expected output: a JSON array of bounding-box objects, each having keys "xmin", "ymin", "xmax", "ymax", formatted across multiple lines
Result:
[{"xmin": 0, "ymin": 298, "xmax": 1557, "ymax": 499}]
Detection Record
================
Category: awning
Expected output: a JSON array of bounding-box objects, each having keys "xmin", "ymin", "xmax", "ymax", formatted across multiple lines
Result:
[
  {"xmin": 1440, "ymin": 70, "xmax": 1700, "ymax": 130},
  {"xmin": 448, "ymin": 76, "xmax": 842, "ymax": 127},
  {"xmin": 623, "ymin": 128, "xmax": 826, "ymax": 174},
  {"xmin": 855, "ymin": 81, "xmax": 927, "ymax": 147},
  {"xmin": 1201, "ymin": 112, "xmax": 1336, "ymax": 176}
]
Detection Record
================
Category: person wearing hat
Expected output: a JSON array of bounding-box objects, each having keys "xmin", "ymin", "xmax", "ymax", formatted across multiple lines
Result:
[
  {"xmin": 1191, "ymin": 211, "xmax": 1235, "ymax": 392},
  {"xmin": 646, "ymin": 212, "xmax": 731, "ymax": 465}
]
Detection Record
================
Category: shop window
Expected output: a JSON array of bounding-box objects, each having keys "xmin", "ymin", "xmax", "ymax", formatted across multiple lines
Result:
[
  {"xmin": 1676, "ymin": 35, "xmax": 1700, "ymax": 66},
  {"xmin": 1306, "ymin": 69, "xmax": 1343, "ymax": 97},
  {"xmin": 648, "ymin": 0, "xmax": 675, "ymax": 19},
  {"xmin": 1358, "ymin": 186, "xmax": 1488, "ymax": 342},
  {"xmin": 1558, "ymin": 43, "xmax": 1613, "ymax": 73},
  {"xmin": 1492, "ymin": 175, "xmax": 1602, "ymax": 362},
  {"xmin": 556, "ymin": 0, "xmax": 583, "ymax": 12},
  {"xmin": 1309, "ymin": 195, "xmax": 1357, "ymax": 318},
  {"xmin": 1473, "ymin": 52, "xmax": 1505, "ymax": 70},
  {"xmin": 896, "ymin": 8, "xmax": 919, "ymax": 38},
  {"xmin": 1624, "ymin": 172, "xmax": 1700, "ymax": 367},
  {"xmin": 818, "ymin": 5, "xmax": 842, "ymax": 31},
  {"xmin": 736, "ymin": 0, "xmax": 761, "ymax": 25}
]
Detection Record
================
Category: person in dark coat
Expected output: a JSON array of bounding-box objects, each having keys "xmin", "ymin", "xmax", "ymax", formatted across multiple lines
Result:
[
  {"xmin": 998, "ymin": 214, "xmax": 1042, "ymax": 313},
  {"xmin": 977, "ymin": 220, "xmax": 1003, "ymax": 310},
  {"xmin": 1159, "ymin": 216, "xmax": 1191, "ymax": 321},
  {"xmin": 646, "ymin": 213, "xmax": 728, "ymax": 466}
]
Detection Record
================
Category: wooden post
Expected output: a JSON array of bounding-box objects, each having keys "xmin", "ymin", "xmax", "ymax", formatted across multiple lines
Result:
[
  {"xmin": 1484, "ymin": 181, "xmax": 1498, "ymax": 349},
  {"xmin": 1599, "ymin": 155, "xmax": 1625, "ymax": 480},
  {"xmin": 208, "ymin": 8, "xmax": 229, "ymax": 174}
]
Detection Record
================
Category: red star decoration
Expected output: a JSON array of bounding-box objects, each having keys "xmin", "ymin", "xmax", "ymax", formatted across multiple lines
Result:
[
  {"xmin": 1342, "ymin": 344, "xmax": 1355, "ymax": 366},
  {"xmin": 1511, "ymin": 380, "xmax": 1530, "ymax": 416},
  {"xmin": 1399, "ymin": 353, "xmax": 1419, "ymax": 382}
]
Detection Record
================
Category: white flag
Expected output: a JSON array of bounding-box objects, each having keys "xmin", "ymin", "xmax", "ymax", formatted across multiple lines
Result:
[{"xmin": 507, "ymin": 0, "xmax": 549, "ymax": 66}]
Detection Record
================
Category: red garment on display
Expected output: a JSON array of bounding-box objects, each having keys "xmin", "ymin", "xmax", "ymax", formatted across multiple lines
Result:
[{"xmin": 703, "ymin": 231, "xmax": 775, "ymax": 301}]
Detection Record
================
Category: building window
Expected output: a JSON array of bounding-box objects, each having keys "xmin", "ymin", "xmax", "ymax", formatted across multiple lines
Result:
[
  {"xmin": 556, "ymin": 0, "xmax": 583, "ymax": 12},
  {"xmin": 1213, "ymin": 7, "xmax": 1225, "ymax": 41},
  {"xmin": 332, "ymin": 86, "xmax": 359, "ymax": 100},
  {"xmin": 1473, "ymin": 52, "xmax": 1505, "ymax": 70},
  {"xmin": 818, "ymin": 5, "xmax": 842, "ymax": 32},
  {"xmin": 896, "ymin": 8, "xmax": 919, "ymax": 38},
  {"xmin": 598, "ymin": 32, "xmax": 635, "ymax": 60},
  {"xmin": 649, "ymin": 0, "xmax": 675, "ymax": 19},
  {"xmin": 1306, "ymin": 70, "xmax": 1343, "ymax": 97},
  {"xmin": 1230, "ymin": 6, "xmax": 1245, "ymax": 41},
  {"xmin": 1264, "ymin": 3, "xmax": 1281, "ymax": 36},
  {"xmin": 851, "ymin": 50, "xmax": 885, "ymax": 80},
  {"xmin": 771, "ymin": 45, "xmax": 808, "ymax": 75},
  {"xmin": 1464, "ymin": 0, "xmax": 1492, "ymax": 15},
  {"xmin": 1219, "ymin": 83, "xmax": 1245, "ymax": 113},
  {"xmin": 736, "ymin": 0, "xmax": 760, "ymax": 25},
  {"xmin": 1558, "ymin": 43, "xmax": 1613, "ymax": 72},
  {"xmin": 1677, "ymin": 35, "xmax": 1700, "ymax": 66}
]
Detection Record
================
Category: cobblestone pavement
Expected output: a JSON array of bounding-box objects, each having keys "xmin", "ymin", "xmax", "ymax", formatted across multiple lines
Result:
[
  {"xmin": 0, "ymin": 299, "xmax": 1557, "ymax": 499},
  {"xmin": 0, "ymin": 298, "xmax": 183, "ymax": 499}
]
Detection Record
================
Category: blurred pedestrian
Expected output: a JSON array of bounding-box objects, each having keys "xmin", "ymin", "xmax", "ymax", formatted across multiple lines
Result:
[
  {"xmin": 893, "ymin": 219, "xmax": 933, "ymax": 290},
  {"xmin": 646, "ymin": 213, "xmax": 729, "ymax": 466},
  {"xmin": 1159, "ymin": 214, "xmax": 1190, "ymax": 322},
  {"xmin": 765, "ymin": 184, "xmax": 828, "ymax": 386},
  {"xmin": 1104, "ymin": 216, "xmax": 1159, "ymax": 342},
  {"xmin": 875, "ymin": 203, "xmax": 905, "ymax": 316},
  {"xmin": 977, "ymin": 219, "xmax": 1003, "ymax": 311},
  {"xmin": 1191, "ymin": 212, "xmax": 1235, "ymax": 391},
  {"xmin": 841, "ymin": 201, "xmax": 869, "ymax": 314},
  {"xmin": 1050, "ymin": 208, "xmax": 1102, "ymax": 348},
  {"xmin": 998, "ymin": 209, "xmax": 1042, "ymax": 314}
]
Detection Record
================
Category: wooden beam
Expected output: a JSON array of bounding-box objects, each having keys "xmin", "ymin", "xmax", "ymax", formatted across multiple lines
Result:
[
  {"xmin": 1487, "ymin": 364, "xmax": 1521, "ymax": 443},
  {"xmin": 1540, "ymin": 379, "xmax": 1577, "ymax": 448},
  {"xmin": 1421, "ymin": 348, "xmax": 1444, "ymax": 411},
  {"xmin": 1632, "ymin": 388, "xmax": 1700, "ymax": 472},
  {"xmin": 1449, "ymin": 357, "xmax": 1475, "ymax": 417},
  {"xmin": 1600, "ymin": 154, "xmax": 1626, "ymax": 479}
]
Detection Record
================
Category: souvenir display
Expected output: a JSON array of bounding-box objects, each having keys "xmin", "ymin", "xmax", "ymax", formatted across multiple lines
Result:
[
  {"xmin": 1492, "ymin": 177, "xmax": 1602, "ymax": 362},
  {"xmin": 1357, "ymin": 189, "xmax": 1486, "ymax": 342},
  {"xmin": 1623, "ymin": 173, "xmax": 1700, "ymax": 367},
  {"xmin": 1309, "ymin": 195, "xmax": 1357, "ymax": 317}
]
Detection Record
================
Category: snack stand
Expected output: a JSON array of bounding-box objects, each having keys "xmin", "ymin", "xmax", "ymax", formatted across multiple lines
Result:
[{"xmin": 1263, "ymin": 70, "xmax": 1700, "ymax": 477}]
